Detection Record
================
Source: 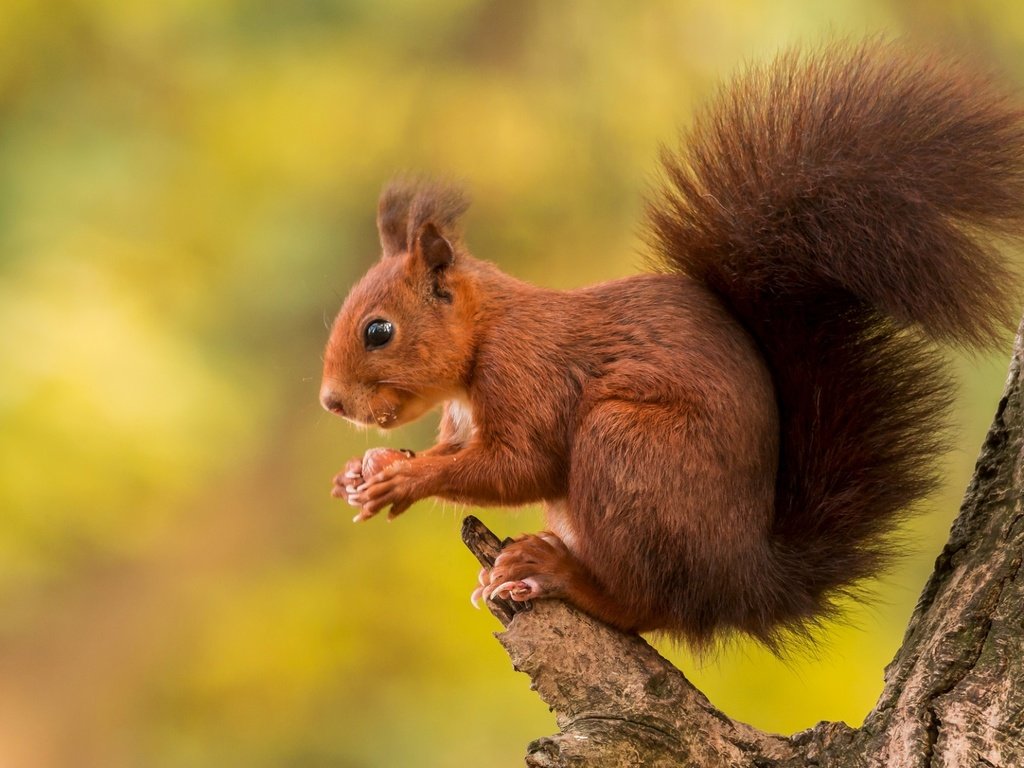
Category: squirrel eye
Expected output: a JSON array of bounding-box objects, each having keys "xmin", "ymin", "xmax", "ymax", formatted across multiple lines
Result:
[{"xmin": 364, "ymin": 319, "xmax": 394, "ymax": 349}]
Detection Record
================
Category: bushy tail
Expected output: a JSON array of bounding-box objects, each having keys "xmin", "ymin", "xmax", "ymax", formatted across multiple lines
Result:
[{"xmin": 646, "ymin": 40, "xmax": 1024, "ymax": 643}]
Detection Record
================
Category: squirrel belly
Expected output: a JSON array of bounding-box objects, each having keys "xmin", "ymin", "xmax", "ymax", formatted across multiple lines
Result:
[{"xmin": 322, "ymin": 40, "xmax": 1024, "ymax": 647}]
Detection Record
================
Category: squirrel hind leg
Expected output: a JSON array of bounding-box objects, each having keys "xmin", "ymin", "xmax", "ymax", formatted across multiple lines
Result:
[{"xmin": 566, "ymin": 397, "xmax": 779, "ymax": 642}]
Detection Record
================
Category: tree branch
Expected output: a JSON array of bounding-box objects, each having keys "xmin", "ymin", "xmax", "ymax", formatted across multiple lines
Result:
[{"xmin": 461, "ymin": 327, "xmax": 1024, "ymax": 767}]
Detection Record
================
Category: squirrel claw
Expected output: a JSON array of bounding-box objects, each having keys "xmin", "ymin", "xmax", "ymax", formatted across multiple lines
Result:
[
  {"xmin": 472, "ymin": 570, "xmax": 537, "ymax": 608},
  {"xmin": 491, "ymin": 579, "xmax": 535, "ymax": 601},
  {"xmin": 479, "ymin": 577, "xmax": 537, "ymax": 604},
  {"xmin": 470, "ymin": 585, "xmax": 485, "ymax": 609},
  {"xmin": 470, "ymin": 568, "xmax": 491, "ymax": 608},
  {"xmin": 352, "ymin": 508, "xmax": 375, "ymax": 523}
]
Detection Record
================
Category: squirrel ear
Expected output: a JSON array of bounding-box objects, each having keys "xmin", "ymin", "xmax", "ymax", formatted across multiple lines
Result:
[{"xmin": 412, "ymin": 222, "xmax": 454, "ymax": 271}]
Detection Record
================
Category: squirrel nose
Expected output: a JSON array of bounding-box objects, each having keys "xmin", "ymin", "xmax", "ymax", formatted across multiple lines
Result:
[{"xmin": 319, "ymin": 387, "xmax": 347, "ymax": 416}]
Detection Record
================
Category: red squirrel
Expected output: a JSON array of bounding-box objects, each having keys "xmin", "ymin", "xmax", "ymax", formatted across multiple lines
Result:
[{"xmin": 320, "ymin": 41, "xmax": 1024, "ymax": 647}]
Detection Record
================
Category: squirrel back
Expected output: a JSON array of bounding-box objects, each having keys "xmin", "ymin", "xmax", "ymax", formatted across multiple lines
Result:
[{"xmin": 645, "ymin": 40, "xmax": 1024, "ymax": 641}]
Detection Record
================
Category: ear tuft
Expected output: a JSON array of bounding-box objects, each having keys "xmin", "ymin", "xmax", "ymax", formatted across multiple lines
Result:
[
  {"xmin": 377, "ymin": 182, "xmax": 415, "ymax": 257},
  {"xmin": 375, "ymin": 177, "xmax": 469, "ymax": 260}
]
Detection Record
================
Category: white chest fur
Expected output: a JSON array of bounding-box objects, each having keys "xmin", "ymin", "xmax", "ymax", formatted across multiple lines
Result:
[{"xmin": 446, "ymin": 397, "xmax": 477, "ymax": 445}]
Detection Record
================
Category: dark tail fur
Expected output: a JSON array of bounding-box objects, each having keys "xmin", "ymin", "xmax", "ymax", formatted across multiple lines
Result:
[{"xmin": 645, "ymin": 40, "xmax": 1024, "ymax": 644}]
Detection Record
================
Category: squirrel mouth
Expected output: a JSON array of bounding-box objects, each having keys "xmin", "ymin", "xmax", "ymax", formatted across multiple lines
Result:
[
  {"xmin": 338, "ymin": 411, "xmax": 389, "ymax": 430},
  {"xmin": 360, "ymin": 401, "xmax": 401, "ymax": 430},
  {"xmin": 320, "ymin": 383, "xmax": 401, "ymax": 429}
]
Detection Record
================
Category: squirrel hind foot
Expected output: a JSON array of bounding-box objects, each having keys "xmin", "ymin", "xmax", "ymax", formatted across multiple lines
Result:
[
  {"xmin": 478, "ymin": 533, "xmax": 574, "ymax": 604},
  {"xmin": 476, "ymin": 532, "xmax": 654, "ymax": 634}
]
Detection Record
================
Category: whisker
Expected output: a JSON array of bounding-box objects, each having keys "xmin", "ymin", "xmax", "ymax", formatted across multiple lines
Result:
[
  {"xmin": 367, "ymin": 397, "xmax": 398, "ymax": 428},
  {"xmin": 367, "ymin": 400, "xmax": 382, "ymax": 425}
]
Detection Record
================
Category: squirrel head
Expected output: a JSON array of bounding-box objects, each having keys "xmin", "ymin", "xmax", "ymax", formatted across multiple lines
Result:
[{"xmin": 320, "ymin": 180, "xmax": 478, "ymax": 430}]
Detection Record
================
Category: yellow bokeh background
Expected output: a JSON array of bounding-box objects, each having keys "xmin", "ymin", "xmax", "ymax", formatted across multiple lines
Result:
[{"xmin": 1, "ymin": 2, "xmax": 1021, "ymax": 766}]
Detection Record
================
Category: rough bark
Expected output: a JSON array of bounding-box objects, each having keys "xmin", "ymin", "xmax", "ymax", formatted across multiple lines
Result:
[{"xmin": 461, "ymin": 329, "xmax": 1024, "ymax": 767}]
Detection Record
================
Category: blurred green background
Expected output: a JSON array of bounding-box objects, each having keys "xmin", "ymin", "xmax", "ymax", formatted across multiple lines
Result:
[{"xmin": 1, "ymin": 1, "xmax": 1022, "ymax": 766}]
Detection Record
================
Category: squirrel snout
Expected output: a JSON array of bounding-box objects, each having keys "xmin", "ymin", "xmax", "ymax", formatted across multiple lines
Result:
[{"xmin": 319, "ymin": 387, "xmax": 347, "ymax": 417}]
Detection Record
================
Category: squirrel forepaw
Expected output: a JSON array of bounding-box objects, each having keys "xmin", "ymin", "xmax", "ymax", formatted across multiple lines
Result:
[{"xmin": 336, "ymin": 453, "xmax": 420, "ymax": 521}]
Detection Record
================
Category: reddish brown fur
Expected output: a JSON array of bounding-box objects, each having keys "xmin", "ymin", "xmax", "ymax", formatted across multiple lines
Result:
[{"xmin": 321, "ymin": 41, "xmax": 1024, "ymax": 648}]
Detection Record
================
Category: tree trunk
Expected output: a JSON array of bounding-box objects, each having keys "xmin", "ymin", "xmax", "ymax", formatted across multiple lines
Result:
[{"xmin": 461, "ymin": 328, "xmax": 1024, "ymax": 767}]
